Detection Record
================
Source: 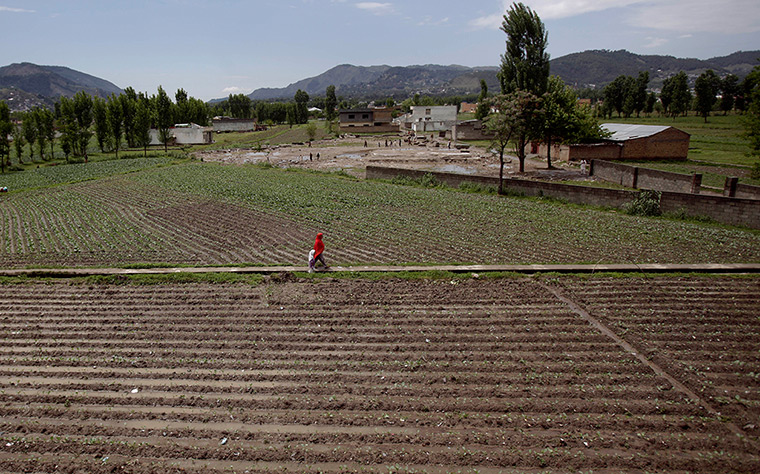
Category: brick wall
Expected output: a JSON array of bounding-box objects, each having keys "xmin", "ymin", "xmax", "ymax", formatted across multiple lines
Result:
[
  {"xmin": 592, "ymin": 160, "xmax": 701, "ymax": 194},
  {"xmin": 736, "ymin": 183, "xmax": 760, "ymax": 200},
  {"xmin": 660, "ymin": 192, "xmax": 760, "ymax": 228},
  {"xmin": 366, "ymin": 166, "xmax": 760, "ymax": 229}
]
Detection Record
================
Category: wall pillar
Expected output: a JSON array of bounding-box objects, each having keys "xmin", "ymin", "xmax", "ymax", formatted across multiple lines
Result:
[
  {"xmin": 724, "ymin": 176, "xmax": 739, "ymax": 197},
  {"xmin": 690, "ymin": 173, "xmax": 702, "ymax": 194}
]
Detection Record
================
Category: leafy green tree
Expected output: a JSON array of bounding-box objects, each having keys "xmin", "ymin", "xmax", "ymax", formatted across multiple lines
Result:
[
  {"xmin": 0, "ymin": 101, "xmax": 11, "ymax": 173},
  {"xmin": 538, "ymin": 76, "xmax": 604, "ymax": 169},
  {"xmin": 294, "ymin": 89, "xmax": 309, "ymax": 124},
  {"xmin": 286, "ymin": 103, "xmax": 297, "ymax": 128},
  {"xmin": 93, "ymin": 96, "xmax": 110, "ymax": 152},
  {"xmin": 661, "ymin": 72, "xmax": 690, "ymax": 120},
  {"xmin": 720, "ymin": 74, "xmax": 739, "ymax": 115},
  {"xmin": 634, "ymin": 71, "xmax": 649, "ymax": 117},
  {"xmin": 107, "ymin": 94, "xmax": 123, "ymax": 158},
  {"xmin": 133, "ymin": 96, "xmax": 152, "ymax": 157},
  {"xmin": 604, "ymin": 75, "xmax": 636, "ymax": 118},
  {"xmin": 22, "ymin": 112, "xmax": 36, "ymax": 160},
  {"xmin": 324, "ymin": 85, "xmax": 337, "ymax": 121},
  {"xmin": 305, "ymin": 122, "xmax": 317, "ymax": 145},
  {"xmin": 498, "ymin": 2, "xmax": 549, "ymax": 96},
  {"xmin": 56, "ymin": 96, "xmax": 76, "ymax": 162},
  {"xmin": 498, "ymin": 1, "xmax": 549, "ymax": 172},
  {"xmin": 227, "ymin": 93, "xmax": 251, "ymax": 119},
  {"xmin": 475, "ymin": 79, "xmax": 490, "ymax": 120},
  {"xmin": 695, "ymin": 69, "xmax": 720, "ymax": 122},
  {"xmin": 30, "ymin": 108, "xmax": 47, "ymax": 160},
  {"xmin": 742, "ymin": 65, "xmax": 760, "ymax": 155},
  {"xmin": 485, "ymin": 91, "xmax": 542, "ymax": 189},
  {"xmin": 155, "ymin": 86, "xmax": 174, "ymax": 152},
  {"xmin": 73, "ymin": 91, "xmax": 94, "ymax": 160},
  {"xmin": 120, "ymin": 93, "xmax": 136, "ymax": 147},
  {"xmin": 12, "ymin": 122, "xmax": 25, "ymax": 164}
]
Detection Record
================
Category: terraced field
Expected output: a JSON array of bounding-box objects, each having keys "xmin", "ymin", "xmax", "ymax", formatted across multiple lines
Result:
[{"xmin": 1, "ymin": 275, "xmax": 758, "ymax": 473}]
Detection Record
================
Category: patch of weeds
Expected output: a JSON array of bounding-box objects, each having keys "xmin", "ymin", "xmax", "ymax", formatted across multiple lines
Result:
[
  {"xmin": 458, "ymin": 182, "xmax": 497, "ymax": 194},
  {"xmin": 624, "ymin": 190, "xmax": 662, "ymax": 216},
  {"xmin": 391, "ymin": 172, "xmax": 447, "ymax": 189}
]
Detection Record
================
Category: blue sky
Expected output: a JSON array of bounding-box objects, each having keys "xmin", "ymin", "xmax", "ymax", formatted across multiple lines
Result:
[{"xmin": 2, "ymin": 0, "xmax": 759, "ymax": 101}]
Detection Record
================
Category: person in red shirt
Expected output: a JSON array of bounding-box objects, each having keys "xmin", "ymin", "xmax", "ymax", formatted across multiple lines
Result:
[{"xmin": 309, "ymin": 232, "xmax": 328, "ymax": 272}]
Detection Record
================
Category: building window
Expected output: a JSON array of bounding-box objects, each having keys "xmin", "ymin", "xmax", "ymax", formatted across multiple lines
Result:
[
  {"xmin": 362, "ymin": 114, "xmax": 369, "ymax": 119},
  {"xmin": 425, "ymin": 108, "xmax": 431, "ymax": 115},
  {"xmin": 348, "ymin": 114, "xmax": 355, "ymax": 119}
]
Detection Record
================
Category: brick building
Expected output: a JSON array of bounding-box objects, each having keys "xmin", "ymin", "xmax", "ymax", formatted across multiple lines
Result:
[
  {"xmin": 338, "ymin": 107, "xmax": 398, "ymax": 133},
  {"xmin": 530, "ymin": 123, "xmax": 690, "ymax": 162}
]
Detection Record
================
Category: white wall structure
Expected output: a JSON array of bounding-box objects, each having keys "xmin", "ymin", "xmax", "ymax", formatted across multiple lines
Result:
[
  {"xmin": 408, "ymin": 105, "xmax": 457, "ymax": 132},
  {"xmin": 150, "ymin": 123, "xmax": 213, "ymax": 145}
]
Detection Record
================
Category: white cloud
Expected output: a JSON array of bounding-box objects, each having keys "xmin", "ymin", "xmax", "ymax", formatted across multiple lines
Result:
[
  {"xmin": 0, "ymin": 6, "xmax": 35, "ymax": 13},
  {"xmin": 356, "ymin": 2, "xmax": 394, "ymax": 15},
  {"xmin": 417, "ymin": 15, "xmax": 449, "ymax": 27},
  {"xmin": 469, "ymin": 0, "xmax": 760, "ymax": 35},
  {"xmin": 628, "ymin": 0, "xmax": 760, "ymax": 34},
  {"xmin": 643, "ymin": 37, "xmax": 668, "ymax": 48},
  {"xmin": 222, "ymin": 86, "xmax": 250, "ymax": 94}
]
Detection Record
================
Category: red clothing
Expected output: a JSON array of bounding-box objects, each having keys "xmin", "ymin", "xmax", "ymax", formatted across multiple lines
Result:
[{"xmin": 313, "ymin": 233, "xmax": 324, "ymax": 258}]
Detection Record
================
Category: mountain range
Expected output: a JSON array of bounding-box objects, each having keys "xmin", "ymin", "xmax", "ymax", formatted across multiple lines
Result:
[
  {"xmin": 1, "ymin": 50, "xmax": 758, "ymax": 111},
  {"xmin": 0, "ymin": 62, "xmax": 123, "ymax": 111}
]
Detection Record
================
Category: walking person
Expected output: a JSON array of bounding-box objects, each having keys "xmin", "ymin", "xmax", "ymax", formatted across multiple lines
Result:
[{"xmin": 309, "ymin": 232, "xmax": 328, "ymax": 272}]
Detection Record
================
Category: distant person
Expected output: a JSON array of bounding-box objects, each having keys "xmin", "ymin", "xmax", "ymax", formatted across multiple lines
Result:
[
  {"xmin": 580, "ymin": 160, "xmax": 588, "ymax": 175},
  {"xmin": 309, "ymin": 232, "xmax": 328, "ymax": 272}
]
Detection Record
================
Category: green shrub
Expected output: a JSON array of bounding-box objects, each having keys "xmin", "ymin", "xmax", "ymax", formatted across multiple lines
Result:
[{"xmin": 624, "ymin": 190, "xmax": 662, "ymax": 216}]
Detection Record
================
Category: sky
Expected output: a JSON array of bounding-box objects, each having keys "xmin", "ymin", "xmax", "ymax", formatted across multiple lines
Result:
[{"xmin": 2, "ymin": 0, "xmax": 759, "ymax": 101}]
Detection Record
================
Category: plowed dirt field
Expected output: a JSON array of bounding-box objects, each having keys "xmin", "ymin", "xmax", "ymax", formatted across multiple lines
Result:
[{"xmin": 1, "ymin": 275, "xmax": 759, "ymax": 473}]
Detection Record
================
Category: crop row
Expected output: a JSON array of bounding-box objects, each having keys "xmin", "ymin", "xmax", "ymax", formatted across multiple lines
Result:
[
  {"xmin": 2, "ymin": 160, "xmax": 760, "ymax": 268},
  {"xmin": 1, "ymin": 277, "xmax": 759, "ymax": 472}
]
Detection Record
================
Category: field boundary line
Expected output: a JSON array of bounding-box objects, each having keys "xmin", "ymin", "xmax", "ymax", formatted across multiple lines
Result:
[
  {"xmin": 0, "ymin": 262, "xmax": 759, "ymax": 277},
  {"xmin": 540, "ymin": 281, "xmax": 758, "ymax": 449}
]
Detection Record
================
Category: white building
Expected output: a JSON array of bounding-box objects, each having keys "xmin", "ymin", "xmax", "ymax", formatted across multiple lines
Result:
[
  {"xmin": 407, "ymin": 105, "xmax": 457, "ymax": 132},
  {"xmin": 150, "ymin": 123, "xmax": 213, "ymax": 145}
]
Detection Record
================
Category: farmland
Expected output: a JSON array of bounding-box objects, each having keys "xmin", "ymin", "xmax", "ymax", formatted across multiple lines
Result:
[
  {"xmin": 0, "ymin": 274, "xmax": 758, "ymax": 473},
  {"xmin": 1, "ymin": 159, "xmax": 759, "ymax": 269},
  {"xmin": 1, "ymin": 156, "xmax": 759, "ymax": 473}
]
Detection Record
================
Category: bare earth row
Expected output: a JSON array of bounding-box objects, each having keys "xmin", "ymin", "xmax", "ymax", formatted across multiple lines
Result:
[{"xmin": 1, "ymin": 276, "xmax": 759, "ymax": 473}]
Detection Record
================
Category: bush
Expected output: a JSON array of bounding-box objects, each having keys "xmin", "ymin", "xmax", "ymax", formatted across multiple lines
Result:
[{"xmin": 624, "ymin": 190, "xmax": 662, "ymax": 216}]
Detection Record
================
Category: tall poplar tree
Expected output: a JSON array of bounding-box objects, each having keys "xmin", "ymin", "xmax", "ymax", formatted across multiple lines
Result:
[{"xmin": 497, "ymin": 2, "xmax": 549, "ymax": 172}]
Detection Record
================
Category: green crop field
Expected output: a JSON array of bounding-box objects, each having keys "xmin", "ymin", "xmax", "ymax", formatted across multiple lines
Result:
[{"xmin": 0, "ymin": 157, "xmax": 758, "ymax": 269}]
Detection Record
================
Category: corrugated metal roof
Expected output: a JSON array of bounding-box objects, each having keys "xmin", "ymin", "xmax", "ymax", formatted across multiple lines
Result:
[{"xmin": 601, "ymin": 123, "xmax": 671, "ymax": 141}]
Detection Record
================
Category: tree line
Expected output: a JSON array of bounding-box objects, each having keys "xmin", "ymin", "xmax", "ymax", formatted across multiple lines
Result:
[
  {"xmin": 0, "ymin": 86, "xmax": 211, "ymax": 170},
  {"xmin": 598, "ymin": 69, "xmax": 755, "ymax": 123}
]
